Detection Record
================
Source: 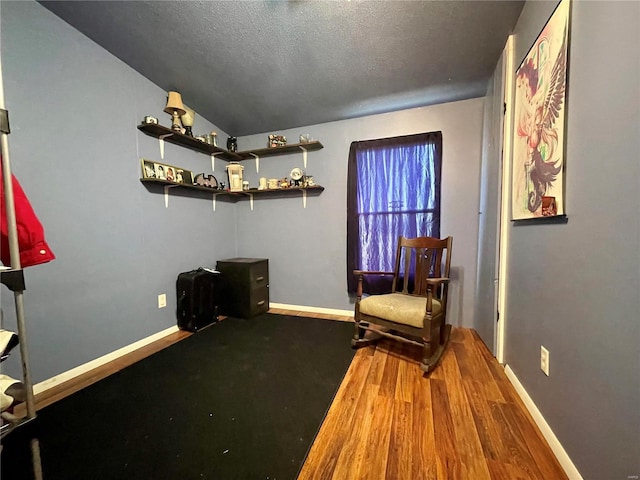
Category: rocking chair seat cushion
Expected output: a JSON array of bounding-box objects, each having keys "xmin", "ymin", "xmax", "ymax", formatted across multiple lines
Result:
[{"xmin": 359, "ymin": 292, "xmax": 442, "ymax": 329}]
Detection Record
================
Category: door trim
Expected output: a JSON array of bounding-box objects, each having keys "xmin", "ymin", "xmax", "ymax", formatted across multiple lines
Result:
[{"xmin": 496, "ymin": 35, "xmax": 515, "ymax": 364}]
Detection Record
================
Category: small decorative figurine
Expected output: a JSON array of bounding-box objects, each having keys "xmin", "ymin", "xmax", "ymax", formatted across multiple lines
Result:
[
  {"xmin": 180, "ymin": 107, "xmax": 195, "ymax": 137},
  {"xmin": 194, "ymin": 173, "xmax": 218, "ymax": 188},
  {"xmin": 290, "ymin": 167, "xmax": 304, "ymax": 187},
  {"xmin": 268, "ymin": 134, "xmax": 287, "ymax": 148},
  {"xmin": 227, "ymin": 136, "xmax": 237, "ymax": 152}
]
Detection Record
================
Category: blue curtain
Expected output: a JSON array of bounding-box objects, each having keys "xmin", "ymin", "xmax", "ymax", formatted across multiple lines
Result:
[{"xmin": 347, "ymin": 132, "xmax": 442, "ymax": 294}]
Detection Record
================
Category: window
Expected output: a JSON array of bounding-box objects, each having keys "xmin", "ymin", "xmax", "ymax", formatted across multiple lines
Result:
[{"xmin": 346, "ymin": 132, "xmax": 442, "ymax": 294}]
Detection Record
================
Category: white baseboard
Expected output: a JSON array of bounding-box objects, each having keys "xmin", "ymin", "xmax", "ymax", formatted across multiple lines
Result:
[
  {"xmin": 33, "ymin": 325, "xmax": 180, "ymax": 396},
  {"xmin": 270, "ymin": 302, "xmax": 354, "ymax": 319},
  {"xmin": 33, "ymin": 304, "xmax": 351, "ymax": 397},
  {"xmin": 504, "ymin": 364, "xmax": 583, "ymax": 480}
]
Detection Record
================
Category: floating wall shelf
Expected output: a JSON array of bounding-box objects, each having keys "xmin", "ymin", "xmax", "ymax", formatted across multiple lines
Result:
[
  {"xmin": 137, "ymin": 123, "xmax": 240, "ymax": 161},
  {"xmin": 138, "ymin": 123, "xmax": 323, "ymax": 162},
  {"xmin": 138, "ymin": 123, "xmax": 325, "ymax": 208},
  {"xmin": 140, "ymin": 178, "xmax": 324, "ymax": 203},
  {"xmin": 233, "ymin": 141, "xmax": 324, "ymax": 160}
]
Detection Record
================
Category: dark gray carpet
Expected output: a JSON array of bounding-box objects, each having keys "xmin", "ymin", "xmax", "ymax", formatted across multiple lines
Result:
[{"xmin": 1, "ymin": 313, "xmax": 356, "ymax": 480}]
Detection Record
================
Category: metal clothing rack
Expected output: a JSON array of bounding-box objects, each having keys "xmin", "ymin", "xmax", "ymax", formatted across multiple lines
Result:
[{"xmin": 0, "ymin": 50, "xmax": 44, "ymax": 480}]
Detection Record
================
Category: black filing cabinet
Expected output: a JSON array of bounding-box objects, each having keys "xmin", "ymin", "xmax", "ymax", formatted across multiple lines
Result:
[{"xmin": 216, "ymin": 258, "xmax": 269, "ymax": 318}]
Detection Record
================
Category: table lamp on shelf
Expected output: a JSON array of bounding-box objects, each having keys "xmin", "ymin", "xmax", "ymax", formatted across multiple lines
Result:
[
  {"xmin": 164, "ymin": 91, "xmax": 186, "ymax": 132},
  {"xmin": 180, "ymin": 106, "xmax": 195, "ymax": 137}
]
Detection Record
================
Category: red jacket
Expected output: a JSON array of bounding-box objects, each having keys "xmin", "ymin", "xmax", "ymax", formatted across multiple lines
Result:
[{"xmin": 1, "ymin": 156, "xmax": 55, "ymax": 268}]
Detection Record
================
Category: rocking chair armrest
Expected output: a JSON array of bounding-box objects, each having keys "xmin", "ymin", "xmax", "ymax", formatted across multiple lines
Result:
[
  {"xmin": 425, "ymin": 277, "xmax": 449, "ymax": 313},
  {"xmin": 425, "ymin": 277, "xmax": 450, "ymax": 285},
  {"xmin": 353, "ymin": 270, "xmax": 395, "ymax": 276},
  {"xmin": 353, "ymin": 270, "xmax": 394, "ymax": 299}
]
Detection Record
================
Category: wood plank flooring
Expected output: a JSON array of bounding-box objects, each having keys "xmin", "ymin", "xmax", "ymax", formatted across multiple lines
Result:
[
  {"xmin": 297, "ymin": 326, "xmax": 568, "ymax": 480},
  {"xmin": 17, "ymin": 309, "xmax": 566, "ymax": 479}
]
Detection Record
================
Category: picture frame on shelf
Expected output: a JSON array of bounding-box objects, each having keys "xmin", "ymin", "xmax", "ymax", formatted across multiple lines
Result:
[
  {"xmin": 154, "ymin": 163, "xmax": 167, "ymax": 180},
  {"xmin": 141, "ymin": 159, "xmax": 156, "ymax": 179},
  {"xmin": 140, "ymin": 158, "xmax": 193, "ymax": 185},
  {"xmin": 176, "ymin": 168, "xmax": 193, "ymax": 185}
]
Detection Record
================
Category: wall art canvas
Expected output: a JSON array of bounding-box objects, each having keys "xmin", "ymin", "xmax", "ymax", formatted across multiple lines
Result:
[{"xmin": 512, "ymin": 0, "xmax": 570, "ymax": 220}]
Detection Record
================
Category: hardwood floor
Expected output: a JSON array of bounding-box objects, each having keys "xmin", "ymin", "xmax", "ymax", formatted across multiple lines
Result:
[
  {"xmin": 18, "ymin": 310, "xmax": 566, "ymax": 479},
  {"xmin": 297, "ymin": 326, "xmax": 568, "ymax": 480}
]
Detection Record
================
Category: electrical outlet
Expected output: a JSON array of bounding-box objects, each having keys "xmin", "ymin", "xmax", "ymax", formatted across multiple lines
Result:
[
  {"xmin": 158, "ymin": 293, "xmax": 167, "ymax": 309},
  {"xmin": 540, "ymin": 345, "xmax": 550, "ymax": 376}
]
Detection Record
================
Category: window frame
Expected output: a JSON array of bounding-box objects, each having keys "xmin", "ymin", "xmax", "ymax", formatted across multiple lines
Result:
[{"xmin": 346, "ymin": 131, "xmax": 443, "ymax": 294}]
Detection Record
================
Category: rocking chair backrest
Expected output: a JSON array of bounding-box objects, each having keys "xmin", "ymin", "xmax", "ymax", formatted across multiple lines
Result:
[{"xmin": 391, "ymin": 236, "xmax": 453, "ymax": 303}]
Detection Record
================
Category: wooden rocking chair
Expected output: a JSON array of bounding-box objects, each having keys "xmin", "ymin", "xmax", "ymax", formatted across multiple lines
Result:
[{"xmin": 352, "ymin": 236, "xmax": 453, "ymax": 374}]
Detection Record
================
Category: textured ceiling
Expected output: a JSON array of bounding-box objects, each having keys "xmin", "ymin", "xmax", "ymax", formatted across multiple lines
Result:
[{"xmin": 39, "ymin": 1, "xmax": 524, "ymax": 136}]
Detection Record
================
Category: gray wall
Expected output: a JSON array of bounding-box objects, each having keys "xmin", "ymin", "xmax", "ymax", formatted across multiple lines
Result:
[
  {"xmin": 235, "ymin": 98, "xmax": 484, "ymax": 328},
  {"xmin": 1, "ymin": 1, "xmax": 237, "ymax": 383},
  {"xmin": 505, "ymin": 1, "xmax": 640, "ymax": 478},
  {"xmin": 1, "ymin": 1, "xmax": 485, "ymax": 385}
]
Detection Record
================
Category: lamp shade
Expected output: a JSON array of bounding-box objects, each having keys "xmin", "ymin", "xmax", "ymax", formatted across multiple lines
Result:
[
  {"xmin": 181, "ymin": 106, "xmax": 195, "ymax": 127},
  {"xmin": 164, "ymin": 91, "xmax": 186, "ymax": 116}
]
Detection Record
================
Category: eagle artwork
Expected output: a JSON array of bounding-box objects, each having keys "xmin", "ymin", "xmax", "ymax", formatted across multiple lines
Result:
[{"xmin": 513, "ymin": 0, "xmax": 570, "ymax": 219}]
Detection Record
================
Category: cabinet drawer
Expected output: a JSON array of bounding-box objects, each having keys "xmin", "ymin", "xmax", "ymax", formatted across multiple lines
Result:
[
  {"xmin": 251, "ymin": 263, "xmax": 269, "ymax": 287},
  {"xmin": 249, "ymin": 286, "xmax": 269, "ymax": 316},
  {"xmin": 222, "ymin": 285, "xmax": 268, "ymax": 318},
  {"xmin": 216, "ymin": 258, "xmax": 269, "ymax": 318}
]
